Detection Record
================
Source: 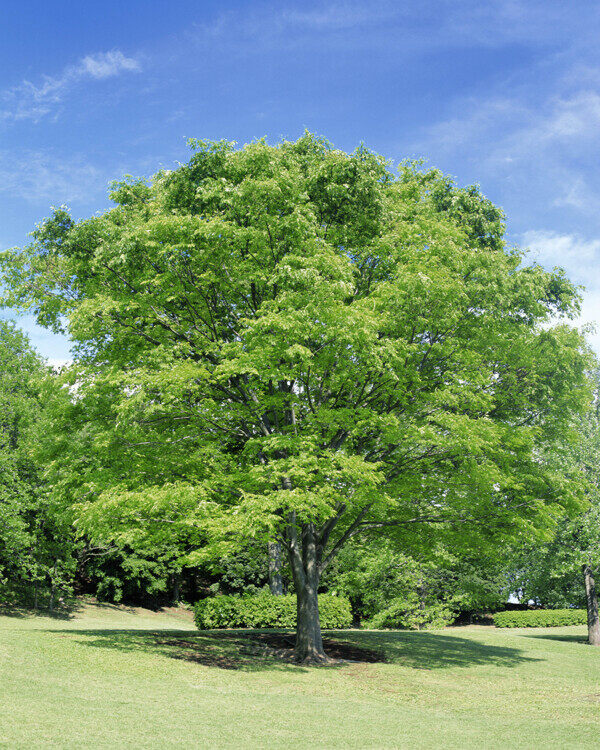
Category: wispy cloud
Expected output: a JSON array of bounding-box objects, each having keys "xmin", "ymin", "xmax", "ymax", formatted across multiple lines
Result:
[
  {"xmin": 277, "ymin": 4, "xmax": 392, "ymax": 31},
  {"xmin": 553, "ymin": 176, "xmax": 600, "ymax": 214},
  {"xmin": 0, "ymin": 149, "xmax": 106, "ymax": 203},
  {"xmin": 190, "ymin": 0, "xmax": 599, "ymax": 55},
  {"xmin": 424, "ymin": 90, "xmax": 600, "ymax": 161},
  {"xmin": 522, "ymin": 230, "xmax": 600, "ymax": 272},
  {"xmin": 413, "ymin": 80, "xmax": 600, "ymax": 233},
  {"xmin": 0, "ymin": 147, "xmax": 176, "ymax": 208},
  {"xmin": 438, "ymin": 0, "xmax": 596, "ymax": 48},
  {"xmin": 78, "ymin": 51, "xmax": 141, "ymax": 79},
  {"xmin": 1, "ymin": 50, "xmax": 141, "ymax": 122},
  {"xmin": 194, "ymin": 2, "xmax": 394, "ymax": 35}
]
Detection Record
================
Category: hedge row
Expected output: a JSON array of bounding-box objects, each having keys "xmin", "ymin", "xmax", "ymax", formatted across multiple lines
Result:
[
  {"xmin": 194, "ymin": 593, "xmax": 353, "ymax": 630},
  {"xmin": 493, "ymin": 609, "xmax": 587, "ymax": 628}
]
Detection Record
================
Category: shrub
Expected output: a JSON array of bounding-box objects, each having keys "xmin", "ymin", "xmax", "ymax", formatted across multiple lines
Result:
[
  {"xmin": 493, "ymin": 609, "xmax": 587, "ymax": 628},
  {"xmin": 194, "ymin": 592, "xmax": 353, "ymax": 630},
  {"xmin": 367, "ymin": 597, "xmax": 455, "ymax": 630}
]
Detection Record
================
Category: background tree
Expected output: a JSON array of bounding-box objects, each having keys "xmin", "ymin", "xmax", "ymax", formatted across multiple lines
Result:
[
  {"xmin": 323, "ymin": 539, "xmax": 509, "ymax": 627},
  {"xmin": 0, "ymin": 322, "xmax": 75, "ymax": 607},
  {"xmin": 505, "ymin": 381, "xmax": 600, "ymax": 644},
  {"xmin": 1, "ymin": 134, "xmax": 591, "ymax": 660}
]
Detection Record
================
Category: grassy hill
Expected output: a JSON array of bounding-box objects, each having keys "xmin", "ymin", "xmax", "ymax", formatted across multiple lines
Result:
[{"xmin": 1, "ymin": 600, "xmax": 599, "ymax": 748}]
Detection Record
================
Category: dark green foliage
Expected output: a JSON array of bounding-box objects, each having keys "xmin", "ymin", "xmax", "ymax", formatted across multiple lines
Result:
[
  {"xmin": 194, "ymin": 593, "xmax": 352, "ymax": 630},
  {"xmin": 506, "ymin": 541, "xmax": 588, "ymax": 609},
  {"xmin": 78, "ymin": 546, "xmax": 182, "ymax": 607},
  {"xmin": 199, "ymin": 545, "xmax": 276, "ymax": 597},
  {"xmin": 493, "ymin": 609, "xmax": 587, "ymax": 628},
  {"xmin": 323, "ymin": 541, "xmax": 508, "ymax": 627}
]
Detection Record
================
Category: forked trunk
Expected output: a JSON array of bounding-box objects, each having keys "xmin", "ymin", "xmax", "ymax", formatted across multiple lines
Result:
[
  {"xmin": 268, "ymin": 541, "xmax": 284, "ymax": 595},
  {"xmin": 583, "ymin": 564, "xmax": 600, "ymax": 646},
  {"xmin": 282, "ymin": 480, "xmax": 364, "ymax": 664}
]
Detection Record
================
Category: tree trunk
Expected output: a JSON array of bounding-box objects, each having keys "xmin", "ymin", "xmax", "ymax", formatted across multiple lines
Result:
[
  {"xmin": 287, "ymin": 520, "xmax": 328, "ymax": 663},
  {"xmin": 583, "ymin": 564, "xmax": 600, "ymax": 646},
  {"xmin": 295, "ymin": 577, "xmax": 325, "ymax": 662},
  {"xmin": 418, "ymin": 577, "xmax": 426, "ymax": 630},
  {"xmin": 48, "ymin": 561, "xmax": 57, "ymax": 614},
  {"xmin": 171, "ymin": 573, "xmax": 181, "ymax": 606},
  {"xmin": 268, "ymin": 541, "xmax": 284, "ymax": 595},
  {"xmin": 281, "ymin": 477, "xmax": 365, "ymax": 663}
]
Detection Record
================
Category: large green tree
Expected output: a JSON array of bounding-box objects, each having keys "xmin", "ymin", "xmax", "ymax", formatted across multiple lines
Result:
[{"xmin": 1, "ymin": 134, "xmax": 590, "ymax": 660}]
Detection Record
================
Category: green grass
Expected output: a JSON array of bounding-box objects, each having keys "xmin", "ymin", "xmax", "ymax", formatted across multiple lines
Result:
[{"xmin": 1, "ymin": 601, "xmax": 599, "ymax": 749}]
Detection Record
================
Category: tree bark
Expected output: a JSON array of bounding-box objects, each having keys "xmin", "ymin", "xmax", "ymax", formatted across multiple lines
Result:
[
  {"xmin": 295, "ymin": 574, "xmax": 324, "ymax": 662},
  {"xmin": 171, "ymin": 573, "xmax": 181, "ymax": 605},
  {"xmin": 268, "ymin": 541, "xmax": 284, "ymax": 595},
  {"xmin": 280, "ymin": 478, "xmax": 366, "ymax": 663},
  {"xmin": 48, "ymin": 561, "xmax": 57, "ymax": 614},
  {"xmin": 285, "ymin": 514, "xmax": 328, "ymax": 662},
  {"xmin": 583, "ymin": 564, "xmax": 600, "ymax": 646}
]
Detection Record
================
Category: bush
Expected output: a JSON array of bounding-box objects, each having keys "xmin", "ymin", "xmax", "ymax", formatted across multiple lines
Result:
[
  {"xmin": 493, "ymin": 609, "xmax": 587, "ymax": 628},
  {"xmin": 367, "ymin": 597, "xmax": 455, "ymax": 630},
  {"xmin": 194, "ymin": 592, "xmax": 353, "ymax": 630}
]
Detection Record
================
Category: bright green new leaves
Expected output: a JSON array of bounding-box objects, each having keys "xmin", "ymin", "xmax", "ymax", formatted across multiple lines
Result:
[{"xmin": 1, "ymin": 133, "xmax": 591, "ymax": 565}]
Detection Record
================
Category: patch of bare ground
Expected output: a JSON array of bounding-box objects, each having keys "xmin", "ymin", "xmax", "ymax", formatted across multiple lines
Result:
[
  {"xmin": 249, "ymin": 633, "xmax": 387, "ymax": 663},
  {"xmin": 154, "ymin": 632, "xmax": 387, "ymax": 668},
  {"xmin": 155, "ymin": 632, "xmax": 386, "ymax": 669}
]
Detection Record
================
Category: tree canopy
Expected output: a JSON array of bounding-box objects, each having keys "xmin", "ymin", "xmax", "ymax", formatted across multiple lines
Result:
[{"xmin": 1, "ymin": 133, "xmax": 591, "ymax": 659}]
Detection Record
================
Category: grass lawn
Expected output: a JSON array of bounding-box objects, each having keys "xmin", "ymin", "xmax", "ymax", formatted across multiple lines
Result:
[{"xmin": 1, "ymin": 601, "xmax": 599, "ymax": 749}]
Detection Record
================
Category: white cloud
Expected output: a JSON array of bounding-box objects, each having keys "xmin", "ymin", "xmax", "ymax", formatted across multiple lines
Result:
[
  {"xmin": 439, "ymin": 0, "xmax": 597, "ymax": 48},
  {"xmin": 412, "ymin": 81, "xmax": 600, "ymax": 238},
  {"xmin": 522, "ymin": 230, "xmax": 600, "ymax": 273},
  {"xmin": 516, "ymin": 91, "xmax": 600, "ymax": 147},
  {"xmin": 193, "ymin": 1, "xmax": 600, "ymax": 80},
  {"xmin": 521, "ymin": 230, "xmax": 600, "ymax": 352},
  {"xmin": 1, "ymin": 50, "xmax": 141, "ymax": 122},
  {"xmin": 279, "ymin": 4, "xmax": 389, "ymax": 31},
  {"xmin": 192, "ymin": 0, "xmax": 596, "ymax": 50},
  {"xmin": 79, "ymin": 51, "xmax": 141, "ymax": 79}
]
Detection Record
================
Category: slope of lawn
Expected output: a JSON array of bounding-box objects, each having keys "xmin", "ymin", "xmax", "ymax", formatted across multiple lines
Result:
[{"xmin": 1, "ymin": 600, "xmax": 599, "ymax": 749}]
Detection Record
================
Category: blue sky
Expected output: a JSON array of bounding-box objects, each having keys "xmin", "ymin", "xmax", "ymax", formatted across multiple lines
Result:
[{"xmin": 1, "ymin": 0, "xmax": 600, "ymax": 363}]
